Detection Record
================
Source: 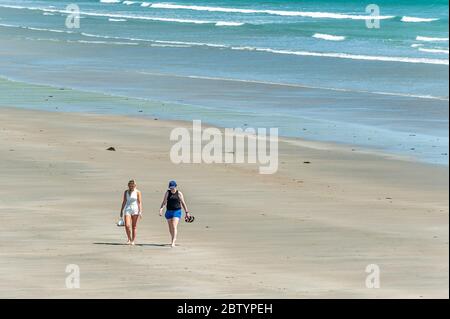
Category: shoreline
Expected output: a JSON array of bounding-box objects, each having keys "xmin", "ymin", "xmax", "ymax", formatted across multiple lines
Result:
[
  {"xmin": 0, "ymin": 106, "xmax": 448, "ymax": 298},
  {"xmin": 0, "ymin": 76, "xmax": 447, "ymax": 167}
]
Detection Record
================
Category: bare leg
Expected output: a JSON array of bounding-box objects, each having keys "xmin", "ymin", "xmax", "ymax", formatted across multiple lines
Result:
[
  {"xmin": 171, "ymin": 217, "xmax": 180, "ymax": 247},
  {"xmin": 167, "ymin": 219, "xmax": 174, "ymax": 245},
  {"xmin": 124, "ymin": 215, "xmax": 132, "ymax": 244},
  {"xmin": 131, "ymin": 215, "xmax": 139, "ymax": 245}
]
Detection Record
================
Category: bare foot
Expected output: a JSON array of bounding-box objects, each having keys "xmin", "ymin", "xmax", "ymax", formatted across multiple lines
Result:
[
  {"xmin": 126, "ymin": 240, "xmax": 131, "ymax": 245},
  {"xmin": 171, "ymin": 243, "xmax": 176, "ymax": 248},
  {"xmin": 131, "ymin": 241, "xmax": 135, "ymax": 246}
]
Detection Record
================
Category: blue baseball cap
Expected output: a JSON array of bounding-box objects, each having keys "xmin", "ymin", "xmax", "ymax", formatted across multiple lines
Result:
[{"xmin": 168, "ymin": 180, "xmax": 177, "ymax": 189}]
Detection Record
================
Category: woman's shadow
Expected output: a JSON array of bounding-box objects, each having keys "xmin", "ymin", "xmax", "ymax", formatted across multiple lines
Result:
[{"xmin": 93, "ymin": 242, "xmax": 170, "ymax": 247}]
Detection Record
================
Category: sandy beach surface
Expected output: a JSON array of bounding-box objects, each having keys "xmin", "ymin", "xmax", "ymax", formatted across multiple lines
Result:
[{"xmin": 0, "ymin": 106, "xmax": 448, "ymax": 298}]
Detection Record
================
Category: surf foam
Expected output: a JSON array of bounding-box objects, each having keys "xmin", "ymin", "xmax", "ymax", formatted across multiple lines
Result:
[
  {"xmin": 416, "ymin": 36, "xmax": 449, "ymax": 42},
  {"xmin": 149, "ymin": 3, "xmax": 395, "ymax": 20},
  {"xmin": 312, "ymin": 33, "xmax": 346, "ymax": 41},
  {"xmin": 401, "ymin": 16, "xmax": 439, "ymax": 22}
]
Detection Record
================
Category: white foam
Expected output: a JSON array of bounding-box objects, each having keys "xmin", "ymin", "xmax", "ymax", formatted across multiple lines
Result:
[
  {"xmin": 411, "ymin": 43, "xmax": 424, "ymax": 48},
  {"xmin": 122, "ymin": 1, "xmax": 136, "ymax": 5},
  {"xmin": 81, "ymin": 32, "xmax": 112, "ymax": 39},
  {"xmin": 401, "ymin": 16, "xmax": 439, "ymax": 22},
  {"xmin": 149, "ymin": 3, "xmax": 395, "ymax": 20},
  {"xmin": 312, "ymin": 33, "xmax": 346, "ymax": 41},
  {"xmin": 3, "ymin": 21, "xmax": 447, "ymax": 66},
  {"xmin": 43, "ymin": 12, "xmax": 55, "ymax": 16},
  {"xmin": 151, "ymin": 43, "xmax": 192, "ymax": 48},
  {"xmin": 84, "ymin": 12, "xmax": 244, "ymax": 27},
  {"xmin": 231, "ymin": 46, "xmax": 449, "ymax": 65},
  {"xmin": 69, "ymin": 40, "xmax": 139, "ymax": 45},
  {"xmin": 0, "ymin": 5, "xmax": 244, "ymax": 27},
  {"xmin": 108, "ymin": 18, "xmax": 127, "ymax": 22},
  {"xmin": 418, "ymin": 48, "xmax": 449, "ymax": 54},
  {"xmin": 0, "ymin": 23, "xmax": 75, "ymax": 34},
  {"xmin": 416, "ymin": 36, "xmax": 449, "ymax": 42},
  {"xmin": 100, "ymin": 0, "xmax": 121, "ymax": 3},
  {"xmin": 25, "ymin": 37, "xmax": 61, "ymax": 42},
  {"xmin": 153, "ymin": 40, "xmax": 227, "ymax": 48},
  {"xmin": 80, "ymin": 32, "xmax": 227, "ymax": 48},
  {"xmin": 215, "ymin": 21, "xmax": 245, "ymax": 27},
  {"xmin": 0, "ymin": 23, "xmax": 20, "ymax": 28},
  {"xmin": 1, "ymin": 8, "xmax": 448, "ymax": 67},
  {"xmin": 141, "ymin": 2, "xmax": 151, "ymax": 7},
  {"xmin": 26, "ymin": 26, "xmax": 74, "ymax": 34}
]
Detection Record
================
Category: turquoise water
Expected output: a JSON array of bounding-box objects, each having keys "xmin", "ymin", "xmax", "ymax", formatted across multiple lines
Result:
[
  {"xmin": 1, "ymin": 0, "xmax": 449, "ymax": 62},
  {"xmin": 0, "ymin": 0, "xmax": 448, "ymax": 164}
]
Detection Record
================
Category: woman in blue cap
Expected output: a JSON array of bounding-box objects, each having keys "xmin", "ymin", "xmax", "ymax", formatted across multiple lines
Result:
[{"xmin": 159, "ymin": 180, "xmax": 191, "ymax": 247}]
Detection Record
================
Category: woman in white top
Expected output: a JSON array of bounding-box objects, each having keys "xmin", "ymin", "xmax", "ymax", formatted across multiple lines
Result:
[{"xmin": 120, "ymin": 179, "xmax": 143, "ymax": 245}]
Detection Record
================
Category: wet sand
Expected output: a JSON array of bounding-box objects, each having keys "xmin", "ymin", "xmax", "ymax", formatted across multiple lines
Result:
[{"xmin": 0, "ymin": 106, "xmax": 448, "ymax": 298}]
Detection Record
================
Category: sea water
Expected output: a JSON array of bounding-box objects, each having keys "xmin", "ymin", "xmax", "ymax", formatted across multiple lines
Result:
[{"xmin": 0, "ymin": 0, "xmax": 448, "ymax": 164}]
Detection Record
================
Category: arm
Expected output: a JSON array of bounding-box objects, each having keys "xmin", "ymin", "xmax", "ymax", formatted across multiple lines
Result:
[
  {"xmin": 159, "ymin": 191, "xmax": 168, "ymax": 216},
  {"xmin": 120, "ymin": 191, "xmax": 127, "ymax": 218},
  {"xmin": 137, "ymin": 191, "xmax": 143, "ymax": 216},
  {"xmin": 179, "ymin": 192, "xmax": 190, "ymax": 216}
]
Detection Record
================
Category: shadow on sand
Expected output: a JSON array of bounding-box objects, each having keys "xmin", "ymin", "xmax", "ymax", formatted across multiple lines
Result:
[{"xmin": 93, "ymin": 242, "xmax": 169, "ymax": 247}]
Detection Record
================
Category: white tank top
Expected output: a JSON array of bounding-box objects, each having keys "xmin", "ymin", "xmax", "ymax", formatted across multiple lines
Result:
[{"xmin": 124, "ymin": 189, "xmax": 139, "ymax": 212}]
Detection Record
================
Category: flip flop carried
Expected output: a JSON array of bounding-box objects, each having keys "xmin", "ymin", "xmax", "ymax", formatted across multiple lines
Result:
[{"xmin": 185, "ymin": 215, "xmax": 195, "ymax": 223}]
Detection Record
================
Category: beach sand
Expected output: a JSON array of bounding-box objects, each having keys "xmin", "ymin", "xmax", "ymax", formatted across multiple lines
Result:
[{"xmin": 0, "ymin": 106, "xmax": 448, "ymax": 298}]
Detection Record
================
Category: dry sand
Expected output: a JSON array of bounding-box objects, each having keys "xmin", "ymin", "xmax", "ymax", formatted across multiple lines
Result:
[{"xmin": 0, "ymin": 106, "xmax": 448, "ymax": 298}]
